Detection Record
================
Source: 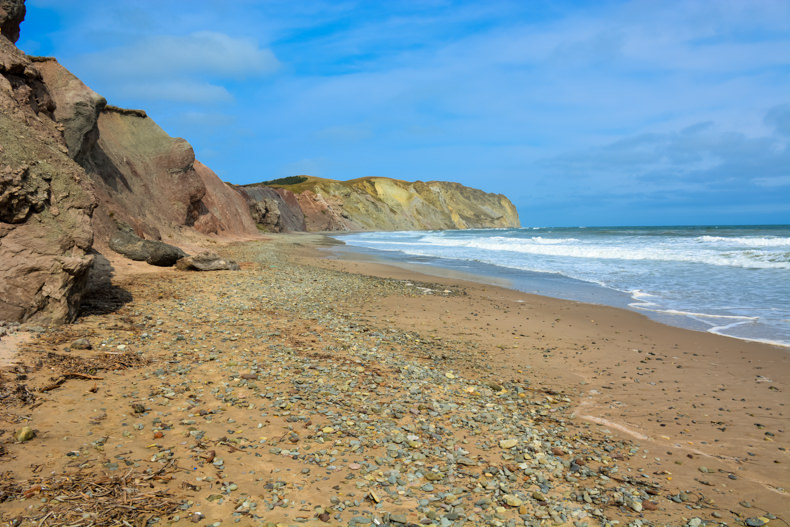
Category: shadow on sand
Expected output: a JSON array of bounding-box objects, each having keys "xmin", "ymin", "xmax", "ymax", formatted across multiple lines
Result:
[{"xmin": 79, "ymin": 250, "xmax": 133, "ymax": 316}]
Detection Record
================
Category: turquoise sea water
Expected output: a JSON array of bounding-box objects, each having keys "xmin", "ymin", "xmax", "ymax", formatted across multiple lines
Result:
[{"xmin": 331, "ymin": 225, "xmax": 790, "ymax": 347}]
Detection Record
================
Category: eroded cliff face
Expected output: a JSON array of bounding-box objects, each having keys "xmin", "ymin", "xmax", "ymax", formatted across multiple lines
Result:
[
  {"xmin": 192, "ymin": 161, "xmax": 259, "ymax": 236},
  {"xmin": 238, "ymin": 176, "xmax": 520, "ymax": 232},
  {"xmin": 1, "ymin": 30, "xmax": 259, "ymax": 324},
  {"xmin": 0, "ymin": 37, "xmax": 95, "ymax": 324},
  {"xmin": 34, "ymin": 57, "xmax": 260, "ymax": 244}
]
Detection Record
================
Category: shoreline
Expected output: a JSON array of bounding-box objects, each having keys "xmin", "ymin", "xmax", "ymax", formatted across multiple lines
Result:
[
  {"xmin": 0, "ymin": 234, "xmax": 787, "ymax": 525},
  {"xmin": 325, "ymin": 236, "xmax": 790, "ymax": 349}
]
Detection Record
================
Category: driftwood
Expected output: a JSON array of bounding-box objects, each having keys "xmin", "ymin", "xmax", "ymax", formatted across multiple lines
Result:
[{"xmin": 40, "ymin": 372, "xmax": 104, "ymax": 392}]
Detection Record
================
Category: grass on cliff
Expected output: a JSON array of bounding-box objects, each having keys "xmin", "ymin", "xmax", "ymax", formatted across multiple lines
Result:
[{"xmin": 259, "ymin": 176, "xmax": 308, "ymax": 187}]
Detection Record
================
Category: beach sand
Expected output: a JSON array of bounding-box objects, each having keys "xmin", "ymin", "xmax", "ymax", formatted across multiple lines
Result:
[{"xmin": 0, "ymin": 234, "xmax": 786, "ymax": 526}]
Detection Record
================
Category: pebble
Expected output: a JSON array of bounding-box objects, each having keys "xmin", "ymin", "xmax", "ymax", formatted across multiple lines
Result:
[
  {"xmin": 16, "ymin": 426, "xmax": 35, "ymax": 442},
  {"xmin": 503, "ymin": 494, "xmax": 523, "ymax": 507},
  {"xmin": 71, "ymin": 338, "xmax": 92, "ymax": 350},
  {"xmin": 5, "ymin": 241, "xmax": 738, "ymax": 527}
]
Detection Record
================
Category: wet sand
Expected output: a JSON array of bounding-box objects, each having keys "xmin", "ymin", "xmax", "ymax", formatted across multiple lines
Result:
[{"xmin": 0, "ymin": 234, "xmax": 787, "ymax": 526}]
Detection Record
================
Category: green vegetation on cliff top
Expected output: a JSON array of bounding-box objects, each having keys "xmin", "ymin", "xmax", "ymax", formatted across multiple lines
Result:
[{"xmin": 246, "ymin": 175, "xmax": 444, "ymax": 194}]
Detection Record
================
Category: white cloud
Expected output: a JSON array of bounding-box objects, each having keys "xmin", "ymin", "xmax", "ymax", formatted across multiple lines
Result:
[
  {"xmin": 114, "ymin": 81, "xmax": 234, "ymax": 104},
  {"xmin": 64, "ymin": 30, "xmax": 279, "ymax": 106},
  {"xmin": 77, "ymin": 31, "xmax": 279, "ymax": 78},
  {"xmin": 534, "ymin": 107, "xmax": 790, "ymax": 204}
]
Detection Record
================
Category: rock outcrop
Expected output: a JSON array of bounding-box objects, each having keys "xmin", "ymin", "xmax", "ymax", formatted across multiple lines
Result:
[
  {"xmin": 1, "ymin": 15, "xmax": 259, "ymax": 324},
  {"xmin": 34, "ymin": 57, "xmax": 260, "ymax": 244},
  {"xmin": 0, "ymin": 0, "xmax": 24, "ymax": 44},
  {"xmin": 238, "ymin": 176, "xmax": 520, "ymax": 232},
  {"xmin": 32, "ymin": 57, "xmax": 106, "ymax": 158},
  {"xmin": 0, "ymin": 36, "xmax": 95, "ymax": 324},
  {"xmin": 238, "ymin": 185, "xmax": 305, "ymax": 232},
  {"xmin": 191, "ymin": 161, "xmax": 259, "ymax": 236}
]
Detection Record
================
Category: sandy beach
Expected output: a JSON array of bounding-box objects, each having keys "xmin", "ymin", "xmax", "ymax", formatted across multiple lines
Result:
[{"xmin": 0, "ymin": 234, "xmax": 787, "ymax": 526}]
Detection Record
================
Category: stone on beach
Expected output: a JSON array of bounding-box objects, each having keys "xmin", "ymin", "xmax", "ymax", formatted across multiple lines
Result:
[
  {"xmin": 175, "ymin": 251, "xmax": 240, "ymax": 271},
  {"xmin": 109, "ymin": 223, "xmax": 186, "ymax": 267},
  {"xmin": 499, "ymin": 438, "xmax": 518, "ymax": 449},
  {"xmin": 16, "ymin": 426, "xmax": 35, "ymax": 442}
]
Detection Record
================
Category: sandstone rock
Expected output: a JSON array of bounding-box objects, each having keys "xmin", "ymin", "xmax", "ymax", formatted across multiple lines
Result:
[
  {"xmin": 34, "ymin": 57, "xmax": 106, "ymax": 158},
  {"xmin": 175, "ymin": 251, "xmax": 239, "ymax": 271},
  {"xmin": 0, "ymin": 38, "xmax": 95, "ymax": 324},
  {"xmin": 0, "ymin": 164, "xmax": 49, "ymax": 223},
  {"xmin": 71, "ymin": 102, "xmax": 209, "ymax": 243},
  {"xmin": 109, "ymin": 223, "xmax": 185, "ymax": 267},
  {"xmin": 70, "ymin": 103, "xmax": 262, "ymax": 244},
  {"xmin": 71, "ymin": 337, "xmax": 92, "ymax": 350},
  {"xmin": 0, "ymin": 0, "xmax": 25, "ymax": 44},
  {"xmin": 191, "ymin": 161, "xmax": 259, "ymax": 236}
]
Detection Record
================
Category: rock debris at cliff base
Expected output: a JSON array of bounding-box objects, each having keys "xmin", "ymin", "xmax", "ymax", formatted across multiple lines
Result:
[{"xmin": 0, "ymin": 240, "xmax": 783, "ymax": 527}]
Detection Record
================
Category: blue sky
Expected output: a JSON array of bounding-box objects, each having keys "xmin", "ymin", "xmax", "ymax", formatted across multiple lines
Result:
[{"xmin": 17, "ymin": 0, "xmax": 790, "ymax": 226}]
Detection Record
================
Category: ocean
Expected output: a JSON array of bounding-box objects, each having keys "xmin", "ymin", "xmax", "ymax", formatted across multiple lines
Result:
[{"xmin": 330, "ymin": 225, "xmax": 790, "ymax": 347}]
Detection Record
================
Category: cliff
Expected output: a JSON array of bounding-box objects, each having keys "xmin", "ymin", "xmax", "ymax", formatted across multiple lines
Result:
[
  {"xmin": 0, "ymin": 35, "xmax": 95, "ymax": 324},
  {"xmin": 238, "ymin": 176, "xmax": 520, "ymax": 232},
  {"xmin": 0, "ymin": 13, "xmax": 260, "ymax": 324},
  {"xmin": 33, "ymin": 57, "xmax": 260, "ymax": 244},
  {"xmin": 1, "ymin": 1, "xmax": 520, "ymax": 325}
]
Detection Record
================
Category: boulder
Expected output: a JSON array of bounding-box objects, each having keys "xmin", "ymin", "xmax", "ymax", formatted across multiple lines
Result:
[
  {"xmin": 0, "ymin": 0, "xmax": 25, "ymax": 44},
  {"xmin": 109, "ymin": 223, "xmax": 186, "ymax": 267},
  {"xmin": 176, "ymin": 251, "xmax": 239, "ymax": 271}
]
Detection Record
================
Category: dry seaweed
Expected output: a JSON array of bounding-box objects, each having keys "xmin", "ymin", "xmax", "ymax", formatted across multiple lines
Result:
[
  {"xmin": 40, "ymin": 351, "xmax": 148, "ymax": 374},
  {"xmin": 0, "ymin": 466, "xmax": 182, "ymax": 526},
  {"xmin": 0, "ymin": 380, "xmax": 36, "ymax": 407}
]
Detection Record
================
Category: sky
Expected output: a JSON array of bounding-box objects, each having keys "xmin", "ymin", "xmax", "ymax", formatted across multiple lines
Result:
[{"xmin": 16, "ymin": 0, "xmax": 790, "ymax": 227}]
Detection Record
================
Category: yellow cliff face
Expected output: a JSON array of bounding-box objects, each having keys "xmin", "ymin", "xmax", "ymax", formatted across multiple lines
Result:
[{"xmin": 240, "ymin": 176, "xmax": 520, "ymax": 232}]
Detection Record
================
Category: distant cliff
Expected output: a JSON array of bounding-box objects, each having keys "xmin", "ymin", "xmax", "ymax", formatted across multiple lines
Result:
[{"xmin": 237, "ymin": 176, "xmax": 520, "ymax": 232}]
